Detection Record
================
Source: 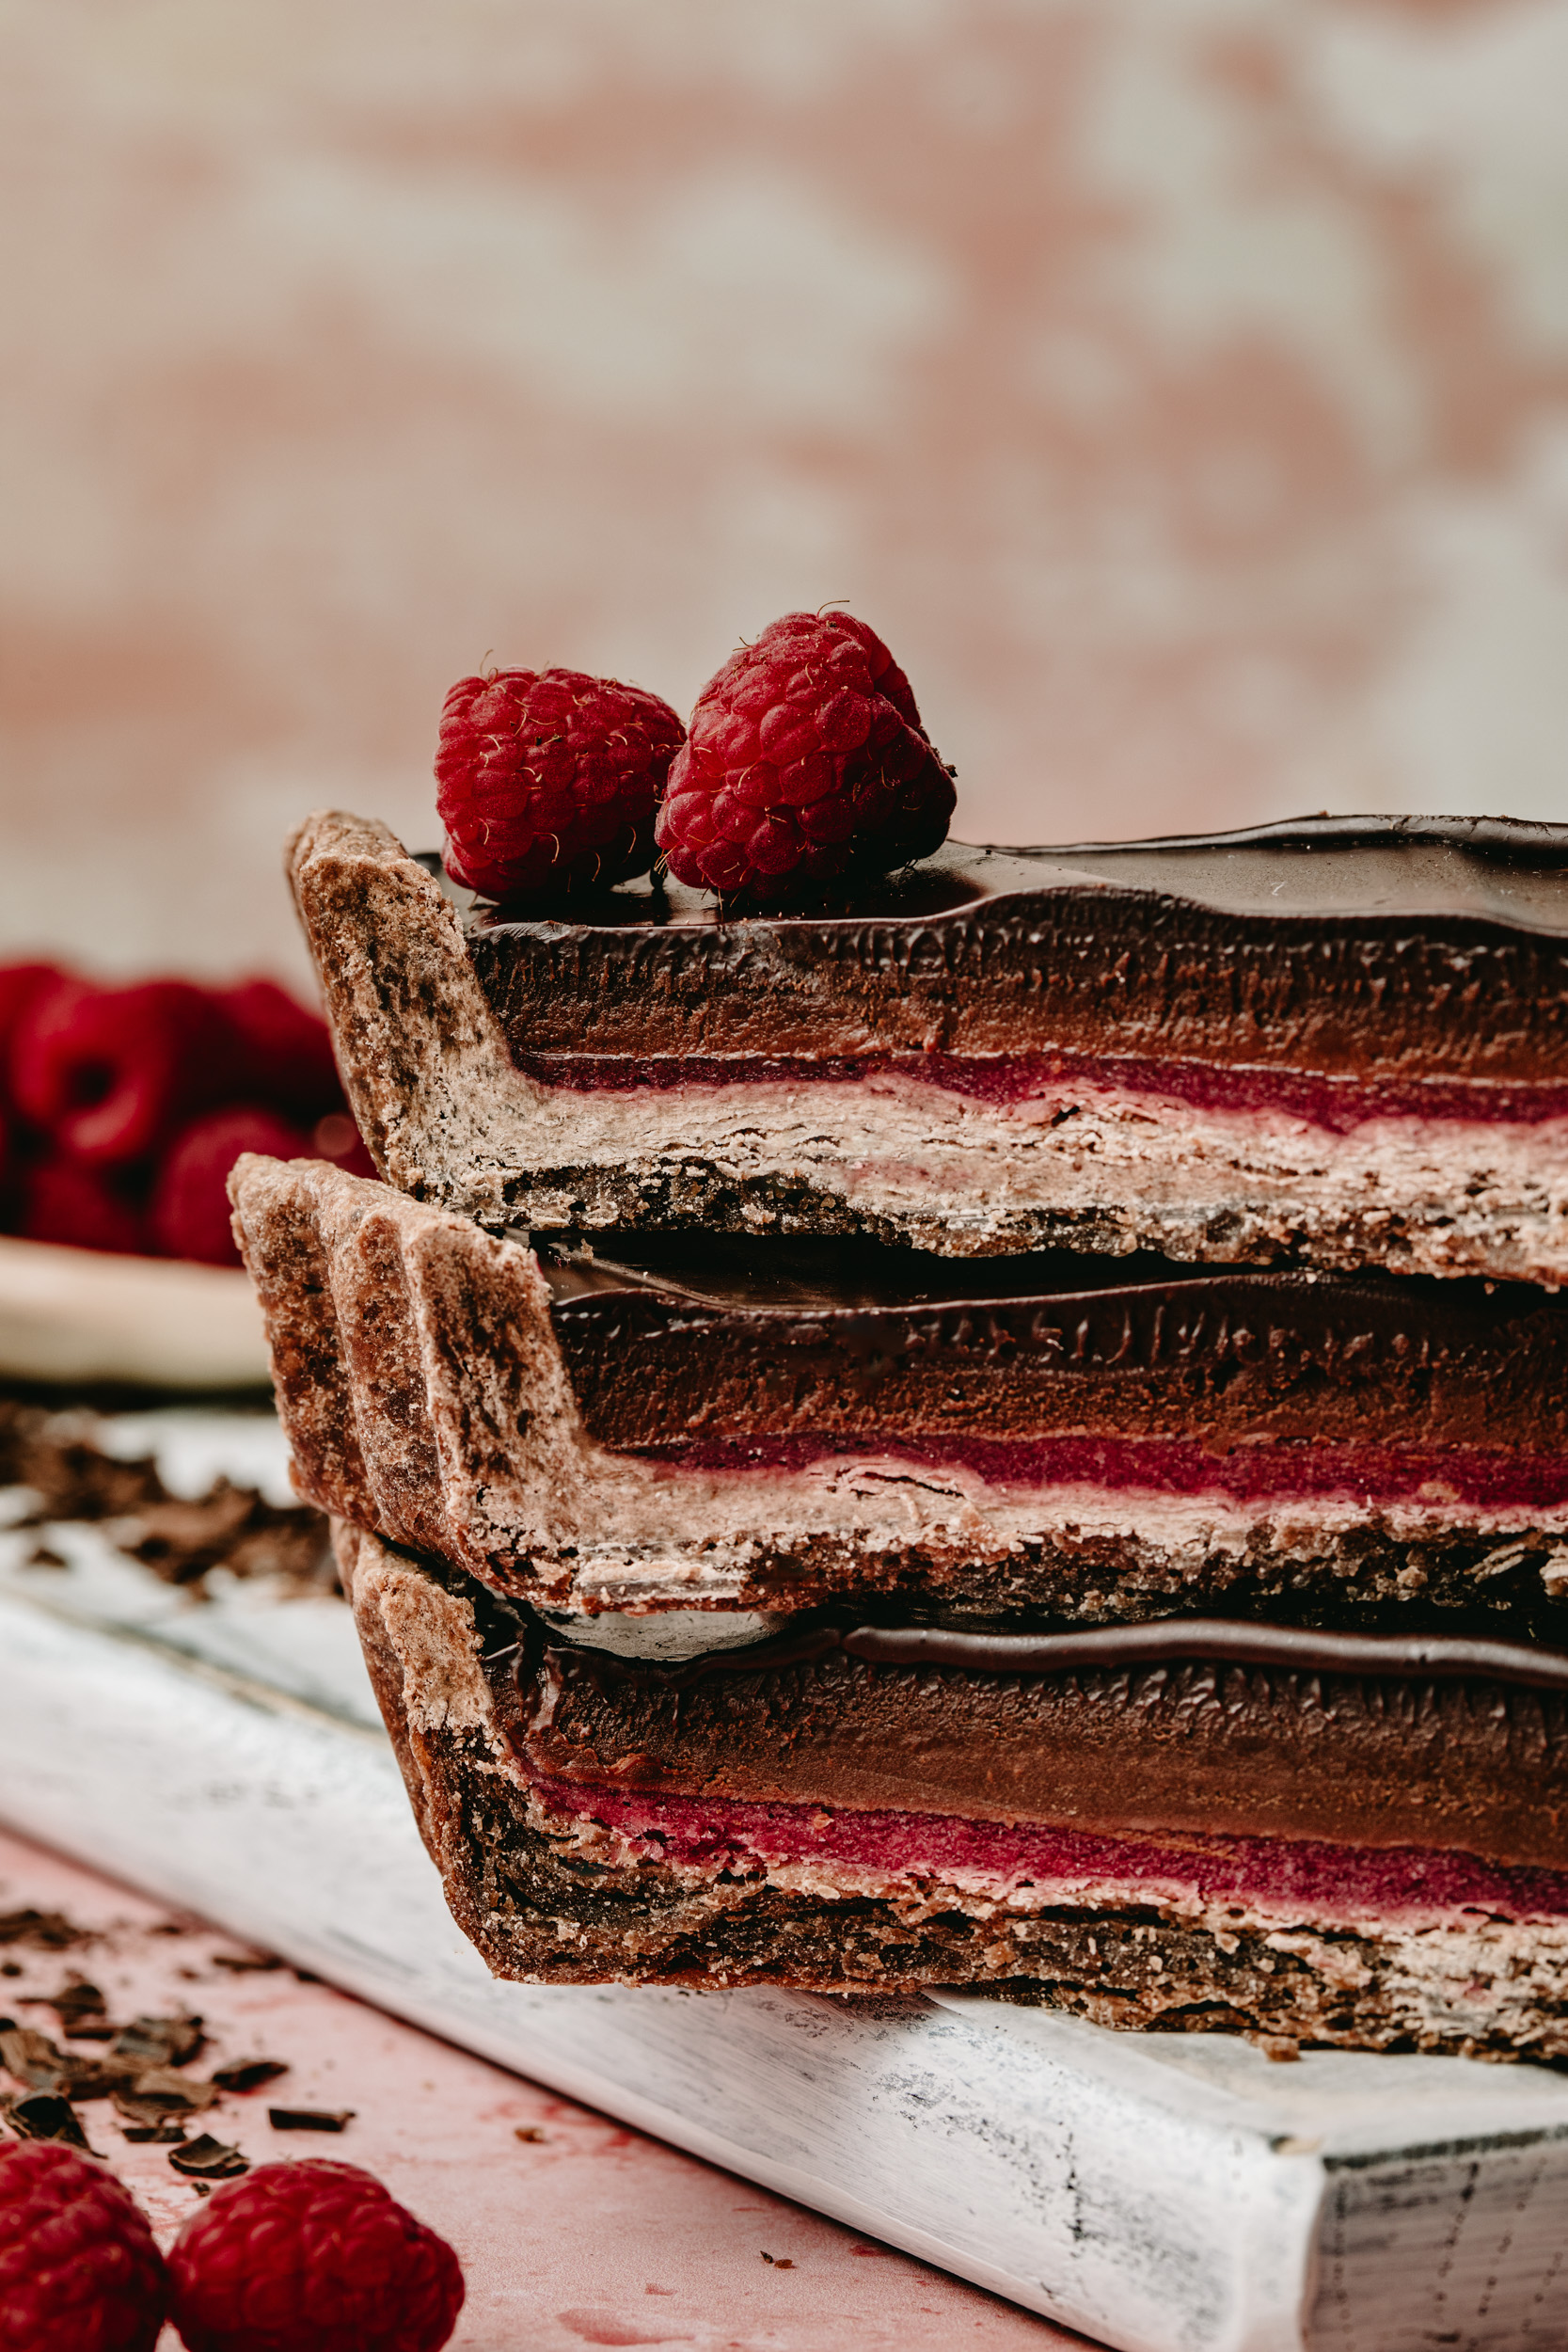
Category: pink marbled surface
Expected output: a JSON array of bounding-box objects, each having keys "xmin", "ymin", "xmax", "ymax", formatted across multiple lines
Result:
[
  {"xmin": 2, "ymin": 2, "xmax": 1567, "ymax": 986},
  {"xmin": 0, "ymin": 1825, "xmax": 1073, "ymax": 2350}
]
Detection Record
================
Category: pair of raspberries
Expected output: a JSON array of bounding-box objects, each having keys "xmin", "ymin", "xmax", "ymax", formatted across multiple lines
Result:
[
  {"xmin": 0, "ymin": 2139, "xmax": 463, "ymax": 2352},
  {"xmin": 436, "ymin": 609, "xmax": 956, "ymax": 903}
]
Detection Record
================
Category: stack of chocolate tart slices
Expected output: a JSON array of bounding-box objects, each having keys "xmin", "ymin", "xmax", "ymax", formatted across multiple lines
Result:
[{"xmin": 231, "ymin": 799, "xmax": 1568, "ymax": 2061}]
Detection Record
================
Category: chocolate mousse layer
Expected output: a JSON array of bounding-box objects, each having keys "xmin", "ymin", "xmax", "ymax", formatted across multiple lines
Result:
[
  {"xmin": 289, "ymin": 811, "xmax": 1568, "ymax": 1279},
  {"xmin": 467, "ymin": 815, "xmax": 1568, "ymax": 1087},
  {"xmin": 540, "ymin": 1232, "xmax": 1568, "ymax": 1464},
  {"xmin": 231, "ymin": 1156, "xmax": 1568, "ymax": 1625},
  {"xmin": 520, "ymin": 1616, "xmax": 1568, "ymax": 1871}
]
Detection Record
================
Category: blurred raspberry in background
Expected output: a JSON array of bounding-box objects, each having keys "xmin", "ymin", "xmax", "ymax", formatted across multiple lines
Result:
[{"xmin": 0, "ymin": 965, "xmax": 372, "ymax": 1266}]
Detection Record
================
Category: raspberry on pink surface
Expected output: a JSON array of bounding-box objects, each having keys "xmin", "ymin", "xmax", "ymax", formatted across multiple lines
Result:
[
  {"xmin": 437, "ymin": 665, "xmax": 684, "ymax": 899},
  {"xmin": 0, "ymin": 2139, "xmax": 167, "ymax": 2352},
  {"xmin": 167, "ymin": 2157, "xmax": 464, "ymax": 2352},
  {"xmin": 150, "ymin": 1105, "xmax": 315, "ymax": 1267},
  {"xmin": 654, "ymin": 611, "xmax": 955, "ymax": 903}
]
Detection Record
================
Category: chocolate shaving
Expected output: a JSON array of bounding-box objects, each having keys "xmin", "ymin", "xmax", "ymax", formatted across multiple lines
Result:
[
  {"xmin": 210, "ymin": 1952, "xmax": 281, "ymax": 1975},
  {"xmin": 110, "ymin": 2015, "xmax": 205, "ymax": 2070},
  {"xmin": 3, "ymin": 2091, "xmax": 94, "ymax": 2150},
  {"xmin": 0, "ymin": 1907, "xmax": 88, "ymax": 1951},
  {"xmin": 112, "ymin": 2069, "xmax": 216, "ymax": 2123},
  {"xmin": 120, "ymin": 2120, "xmax": 188, "ymax": 2144},
  {"xmin": 0, "ymin": 2024, "xmax": 119, "ymax": 2101},
  {"xmin": 40, "ymin": 1976, "xmax": 108, "ymax": 2036},
  {"xmin": 210, "ymin": 2058, "xmax": 288, "ymax": 2093},
  {"xmin": 168, "ymin": 2134, "xmax": 249, "ymax": 2179},
  {"xmin": 268, "ymin": 2107, "xmax": 354, "ymax": 2133},
  {"xmin": 0, "ymin": 1395, "xmax": 335, "ymax": 1598}
]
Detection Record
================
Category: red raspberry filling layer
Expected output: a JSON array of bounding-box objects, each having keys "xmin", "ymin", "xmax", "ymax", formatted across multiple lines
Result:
[
  {"xmin": 525, "ymin": 1766, "xmax": 1568, "ymax": 1930},
  {"xmin": 621, "ymin": 1431, "xmax": 1568, "ymax": 1512},
  {"xmin": 512, "ymin": 1047, "xmax": 1568, "ymax": 1136}
]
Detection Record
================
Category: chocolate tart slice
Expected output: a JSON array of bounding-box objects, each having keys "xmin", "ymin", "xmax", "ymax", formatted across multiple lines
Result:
[
  {"xmin": 230, "ymin": 1155, "xmax": 1568, "ymax": 1629},
  {"xmin": 289, "ymin": 807, "xmax": 1568, "ymax": 1282},
  {"xmin": 341, "ymin": 1522, "xmax": 1568, "ymax": 2057}
]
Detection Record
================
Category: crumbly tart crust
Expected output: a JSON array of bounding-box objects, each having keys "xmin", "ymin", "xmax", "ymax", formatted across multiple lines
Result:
[
  {"xmin": 338, "ymin": 1524, "xmax": 1568, "ymax": 2058},
  {"xmin": 229, "ymin": 1153, "xmax": 1568, "ymax": 1624},
  {"xmin": 287, "ymin": 809, "xmax": 1568, "ymax": 1283}
]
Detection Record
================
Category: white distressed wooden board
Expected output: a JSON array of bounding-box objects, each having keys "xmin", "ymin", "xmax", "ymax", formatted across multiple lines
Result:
[{"xmin": 5, "ymin": 1416, "xmax": 1568, "ymax": 2350}]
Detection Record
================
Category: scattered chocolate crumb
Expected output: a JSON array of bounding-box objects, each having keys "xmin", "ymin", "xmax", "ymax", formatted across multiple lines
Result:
[
  {"xmin": 3, "ymin": 2091, "xmax": 94, "ymax": 2151},
  {"xmin": 211, "ymin": 1951, "xmax": 281, "ymax": 1975},
  {"xmin": 40, "ymin": 1975, "xmax": 108, "ymax": 2036},
  {"xmin": 0, "ymin": 1395, "xmax": 335, "ymax": 1598},
  {"xmin": 1249, "ymin": 2034, "xmax": 1303, "ymax": 2064},
  {"xmin": 514, "ymin": 2126, "xmax": 546, "ymax": 2143},
  {"xmin": 291, "ymin": 1968, "xmax": 321, "ymax": 1984},
  {"xmin": 0, "ymin": 1907, "xmax": 89, "ymax": 1951},
  {"xmin": 759, "ymin": 2251, "xmax": 794, "ymax": 2267},
  {"xmin": 0, "ymin": 1964, "xmax": 20, "ymax": 1979},
  {"xmin": 168, "ymin": 2134, "xmax": 248, "ymax": 2179},
  {"xmin": 211, "ymin": 2058, "xmax": 289, "ymax": 2093},
  {"xmin": 268, "ymin": 2107, "xmax": 354, "ymax": 2133},
  {"xmin": 111, "ymin": 2015, "xmax": 205, "ymax": 2070},
  {"xmin": 25, "ymin": 1545, "xmax": 66, "ymax": 1568},
  {"xmin": 112, "ymin": 2069, "xmax": 216, "ymax": 2125},
  {"xmin": 1, "ymin": 2023, "xmax": 119, "ymax": 2101}
]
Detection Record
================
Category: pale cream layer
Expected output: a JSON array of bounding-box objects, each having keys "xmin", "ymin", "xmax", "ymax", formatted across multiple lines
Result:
[
  {"xmin": 507, "ymin": 1458, "xmax": 1568, "ymax": 1614},
  {"xmin": 508, "ymin": 1069, "xmax": 1568, "ymax": 1279}
]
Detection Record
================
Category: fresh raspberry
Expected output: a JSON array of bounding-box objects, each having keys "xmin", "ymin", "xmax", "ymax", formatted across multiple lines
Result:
[
  {"xmin": 0, "ymin": 2139, "xmax": 167, "ymax": 2352},
  {"xmin": 216, "ymin": 981, "xmax": 342, "ymax": 1120},
  {"xmin": 19, "ymin": 1151, "xmax": 148, "ymax": 1256},
  {"xmin": 8, "ymin": 978, "xmax": 238, "ymax": 1166},
  {"xmin": 436, "ymin": 666, "xmax": 684, "ymax": 899},
  {"xmin": 0, "ymin": 964, "xmax": 64, "ymax": 1099},
  {"xmin": 167, "ymin": 2158, "xmax": 464, "ymax": 2352},
  {"xmin": 654, "ymin": 611, "xmax": 955, "ymax": 902},
  {"xmin": 150, "ymin": 1106, "xmax": 314, "ymax": 1267}
]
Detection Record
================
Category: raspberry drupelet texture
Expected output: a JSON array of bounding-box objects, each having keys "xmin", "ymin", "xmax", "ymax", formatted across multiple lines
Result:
[
  {"xmin": 150, "ymin": 1104, "xmax": 315, "ymax": 1266},
  {"xmin": 655, "ymin": 611, "xmax": 955, "ymax": 902},
  {"xmin": 9, "ymin": 979, "xmax": 236, "ymax": 1166},
  {"xmin": 167, "ymin": 2158, "xmax": 465, "ymax": 2352},
  {"xmin": 0, "ymin": 2140, "xmax": 168, "ymax": 2352},
  {"xmin": 437, "ymin": 666, "xmax": 685, "ymax": 899}
]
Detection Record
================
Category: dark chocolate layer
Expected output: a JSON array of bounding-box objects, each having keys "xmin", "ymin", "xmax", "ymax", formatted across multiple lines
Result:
[
  {"xmin": 520, "ymin": 1618, "xmax": 1568, "ymax": 1870},
  {"xmin": 538, "ymin": 1234, "xmax": 1568, "ymax": 1458},
  {"xmin": 467, "ymin": 816, "xmax": 1568, "ymax": 1082}
]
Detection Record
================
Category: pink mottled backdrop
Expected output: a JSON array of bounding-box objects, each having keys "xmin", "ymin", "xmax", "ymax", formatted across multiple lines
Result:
[{"xmin": 2, "ymin": 0, "xmax": 1566, "ymax": 984}]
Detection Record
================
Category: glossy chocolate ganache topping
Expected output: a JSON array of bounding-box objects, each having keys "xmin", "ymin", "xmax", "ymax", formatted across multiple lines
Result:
[{"xmin": 466, "ymin": 814, "xmax": 1568, "ymax": 1091}]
